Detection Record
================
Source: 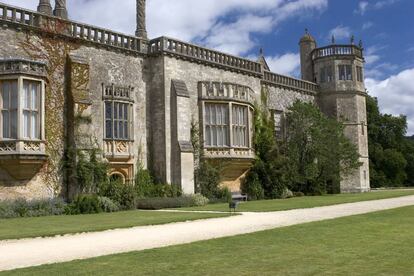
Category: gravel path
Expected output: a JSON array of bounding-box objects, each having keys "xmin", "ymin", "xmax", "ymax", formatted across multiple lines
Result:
[{"xmin": 1, "ymin": 195, "xmax": 414, "ymax": 272}]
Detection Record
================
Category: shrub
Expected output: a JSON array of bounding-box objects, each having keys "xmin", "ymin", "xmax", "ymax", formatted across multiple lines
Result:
[
  {"xmin": 66, "ymin": 194, "xmax": 102, "ymax": 215},
  {"xmin": 0, "ymin": 198, "xmax": 67, "ymax": 219},
  {"xmin": 118, "ymin": 183, "xmax": 137, "ymax": 210},
  {"xmin": 136, "ymin": 195, "xmax": 209, "ymax": 210},
  {"xmin": 242, "ymin": 172, "xmax": 265, "ymax": 201},
  {"xmin": 191, "ymin": 194, "xmax": 210, "ymax": 206},
  {"xmin": 293, "ymin": 191, "xmax": 305, "ymax": 197},
  {"xmin": 98, "ymin": 196, "xmax": 120, "ymax": 213},
  {"xmin": 134, "ymin": 165, "xmax": 155, "ymax": 197}
]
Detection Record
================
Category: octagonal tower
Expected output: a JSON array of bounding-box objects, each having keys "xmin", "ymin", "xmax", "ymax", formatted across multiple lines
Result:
[{"xmin": 300, "ymin": 33, "xmax": 370, "ymax": 193}]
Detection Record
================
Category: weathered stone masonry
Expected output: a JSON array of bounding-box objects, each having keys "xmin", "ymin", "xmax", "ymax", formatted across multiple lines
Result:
[{"xmin": 0, "ymin": 1, "xmax": 369, "ymax": 200}]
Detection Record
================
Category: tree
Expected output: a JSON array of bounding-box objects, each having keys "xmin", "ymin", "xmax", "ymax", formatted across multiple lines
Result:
[
  {"xmin": 284, "ymin": 101, "xmax": 361, "ymax": 195},
  {"xmin": 366, "ymin": 95, "xmax": 412, "ymax": 187},
  {"xmin": 242, "ymin": 89, "xmax": 289, "ymax": 199}
]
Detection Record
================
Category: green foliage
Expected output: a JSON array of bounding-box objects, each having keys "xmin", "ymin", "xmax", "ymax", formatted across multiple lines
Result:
[
  {"xmin": 367, "ymin": 95, "xmax": 413, "ymax": 187},
  {"xmin": 191, "ymin": 119, "xmax": 230, "ymax": 201},
  {"xmin": 136, "ymin": 195, "xmax": 209, "ymax": 210},
  {"xmin": 284, "ymin": 101, "xmax": 360, "ymax": 195},
  {"xmin": 98, "ymin": 179, "xmax": 137, "ymax": 210},
  {"xmin": 243, "ymin": 89, "xmax": 292, "ymax": 199},
  {"xmin": 98, "ymin": 197, "xmax": 120, "ymax": 213},
  {"xmin": 0, "ymin": 198, "xmax": 66, "ymax": 219},
  {"xmin": 65, "ymin": 194, "xmax": 102, "ymax": 215},
  {"xmin": 76, "ymin": 149, "xmax": 109, "ymax": 194}
]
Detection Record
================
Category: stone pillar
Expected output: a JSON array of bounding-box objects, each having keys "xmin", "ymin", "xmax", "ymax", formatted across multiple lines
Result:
[
  {"xmin": 135, "ymin": 0, "xmax": 148, "ymax": 39},
  {"xmin": 37, "ymin": 0, "xmax": 53, "ymax": 15},
  {"xmin": 54, "ymin": 0, "xmax": 68, "ymax": 19}
]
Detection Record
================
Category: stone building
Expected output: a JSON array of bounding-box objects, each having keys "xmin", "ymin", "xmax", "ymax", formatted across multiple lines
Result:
[{"xmin": 0, "ymin": 1, "xmax": 370, "ymax": 200}]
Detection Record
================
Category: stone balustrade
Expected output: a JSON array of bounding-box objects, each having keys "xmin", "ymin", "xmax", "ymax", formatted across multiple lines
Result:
[
  {"xmin": 204, "ymin": 147, "xmax": 254, "ymax": 160},
  {"xmin": 312, "ymin": 45, "xmax": 363, "ymax": 60},
  {"xmin": 0, "ymin": 140, "xmax": 46, "ymax": 155},
  {"xmin": 0, "ymin": 2, "xmax": 147, "ymax": 54},
  {"xmin": 263, "ymin": 71, "xmax": 319, "ymax": 94},
  {"xmin": 149, "ymin": 37, "xmax": 262, "ymax": 76}
]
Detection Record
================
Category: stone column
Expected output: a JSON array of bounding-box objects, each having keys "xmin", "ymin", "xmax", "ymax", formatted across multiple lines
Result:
[
  {"xmin": 54, "ymin": 0, "xmax": 68, "ymax": 19},
  {"xmin": 135, "ymin": 0, "xmax": 148, "ymax": 39},
  {"xmin": 37, "ymin": 0, "xmax": 52, "ymax": 15}
]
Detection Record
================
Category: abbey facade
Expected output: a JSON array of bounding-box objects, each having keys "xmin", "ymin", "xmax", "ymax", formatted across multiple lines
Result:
[{"xmin": 0, "ymin": 0, "xmax": 370, "ymax": 200}]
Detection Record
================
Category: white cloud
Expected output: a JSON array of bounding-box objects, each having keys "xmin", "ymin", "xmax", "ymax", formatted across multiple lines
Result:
[
  {"xmin": 329, "ymin": 25, "xmax": 352, "ymax": 41},
  {"xmin": 266, "ymin": 53, "xmax": 301, "ymax": 77},
  {"xmin": 1, "ymin": 0, "xmax": 328, "ymax": 56},
  {"xmin": 366, "ymin": 68, "xmax": 414, "ymax": 135},
  {"xmin": 355, "ymin": 0, "xmax": 398, "ymax": 15},
  {"xmin": 362, "ymin": 22, "xmax": 374, "ymax": 30},
  {"xmin": 355, "ymin": 1, "xmax": 369, "ymax": 15}
]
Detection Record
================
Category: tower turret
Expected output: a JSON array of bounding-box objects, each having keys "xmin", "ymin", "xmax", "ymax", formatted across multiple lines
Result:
[
  {"xmin": 312, "ymin": 37, "xmax": 370, "ymax": 193},
  {"xmin": 37, "ymin": 0, "xmax": 53, "ymax": 15},
  {"xmin": 299, "ymin": 29, "xmax": 317, "ymax": 82}
]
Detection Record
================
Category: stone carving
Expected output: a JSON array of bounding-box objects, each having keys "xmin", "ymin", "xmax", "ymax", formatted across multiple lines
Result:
[
  {"xmin": 23, "ymin": 142, "xmax": 41, "ymax": 152},
  {"xmin": 0, "ymin": 142, "xmax": 17, "ymax": 152},
  {"xmin": 135, "ymin": 0, "xmax": 147, "ymax": 39},
  {"xmin": 115, "ymin": 141, "xmax": 129, "ymax": 153},
  {"xmin": 54, "ymin": 0, "xmax": 68, "ymax": 19},
  {"xmin": 198, "ymin": 81, "xmax": 255, "ymax": 105},
  {"xmin": 0, "ymin": 59, "xmax": 47, "ymax": 77},
  {"xmin": 37, "ymin": 0, "xmax": 52, "ymax": 15}
]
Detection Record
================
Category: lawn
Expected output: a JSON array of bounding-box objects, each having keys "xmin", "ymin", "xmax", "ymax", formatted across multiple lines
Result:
[
  {"xmin": 0, "ymin": 211, "xmax": 229, "ymax": 241},
  {"xmin": 4, "ymin": 205, "xmax": 414, "ymax": 275},
  {"xmin": 180, "ymin": 189, "xmax": 414, "ymax": 212}
]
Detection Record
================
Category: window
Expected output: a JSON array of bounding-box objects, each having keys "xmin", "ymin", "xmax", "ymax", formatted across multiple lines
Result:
[
  {"xmin": 356, "ymin": 66, "xmax": 363, "ymax": 82},
  {"xmin": 22, "ymin": 80, "xmax": 40, "ymax": 139},
  {"xmin": 205, "ymin": 103, "xmax": 229, "ymax": 147},
  {"xmin": 0, "ymin": 80, "xmax": 18, "ymax": 139},
  {"xmin": 232, "ymin": 105, "xmax": 248, "ymax": 147},
  {"xmin": 273, "ymin": 111, "xmax": 284, "ymax": 140},
  {"xmin": 105, "ymin": 101, "xmax": 132, "ymax": 140},
  {"xmin": 320, "ymin": 66, "xmax": 334, "ymax": 83},
  {"xmin": 204, "ymin": 102, "xmax": 251, "ymax": 148},
  {"xmin": 103, "ymin": 84, "xmax": 134, "ymax": 141},
  {"xmin": 0, "ymin": 79, "xmax": 42, "ymax": 140},
  {"xmin": 338, "ymin": 65, "xmax": 352, "ymax": 80}
]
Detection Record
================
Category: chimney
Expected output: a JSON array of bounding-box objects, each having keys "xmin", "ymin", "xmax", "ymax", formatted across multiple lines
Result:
[
  {"xmin": 135, "ymin": 0, "xmax": 148, "ymax": 39},
  {"xmin": 37, "ymin": 0, "xmax": 53, "ymax": 15},
  {"xmin": 54, "ymin": 0, "xmax": 68, "ymax": 19}
]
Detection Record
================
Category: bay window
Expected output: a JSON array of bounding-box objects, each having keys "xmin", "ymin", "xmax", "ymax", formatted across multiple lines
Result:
[
  {"xmin": 0, "ymin": 78, "xmax": 43, "ymax": 142},
  {"xmin": 203, "ymin": 102, "xmax": 251, "ymax": 149}
]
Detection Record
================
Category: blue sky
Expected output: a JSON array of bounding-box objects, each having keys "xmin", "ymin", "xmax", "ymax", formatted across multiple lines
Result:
[{"xmin": 3, "ymin": 0, "xmax": 414, "ymax": 134}]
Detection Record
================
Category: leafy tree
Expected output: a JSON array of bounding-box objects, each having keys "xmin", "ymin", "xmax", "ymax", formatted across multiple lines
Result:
[
  {"xmin": 366, "ymin": 95, "xmax": 412, "ymax": 187},
  {"xmin": 284, "ymin": 101, "xmax": 361, "ymax": 195},
  {"xmin": 242, "ymin": 89, "xmax": 290, "ymax": 199}
]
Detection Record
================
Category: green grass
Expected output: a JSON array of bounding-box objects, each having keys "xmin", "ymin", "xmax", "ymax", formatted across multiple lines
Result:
[
  {"xmin": 180, "ymin": 189, "xmax": 414, "ymax": 212},
  {"xmin": 0, "ymin": 211, "xmax": 229, "ymax": 241},
  {"xmin": 4, "ymin": 206, "xmax": 414, "ymax": 275}
]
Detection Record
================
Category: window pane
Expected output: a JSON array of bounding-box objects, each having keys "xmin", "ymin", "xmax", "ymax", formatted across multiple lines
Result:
[
  {"xmin": 23, "ymin": 81, "xmax": 30, "ymax": 109},
  {"xmin": 2, "ymin": 111, "xmax": 9, "ymax": 138},
  {"xmin": 31, "ymin": 112, "xmax": 38, "ymax": 139},
  {"xmin": 31, "ymin": 83, "xmax": 39, "ymax": 110},
  {"xmin": 124, "ymin": 122, "xmax": 129, "ymax": 139},
  {"xmin": 114, "ymin": 103, "xmax": 118, "ymax": 119},
  {"xmin": 23, "ymin": 111, "xmax": 30, "ymax": 138},
  {"xmin": 2, "ymin": 83, "xmax": 10, "ymax": 109},
  {"xmin": 105, "ymin": 102, "xmax": 112, "ymax": 120},
  {"xmin": 105, "ymin": 120, "xmax": 112, "ymax": 139}
]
